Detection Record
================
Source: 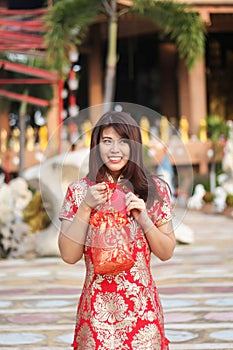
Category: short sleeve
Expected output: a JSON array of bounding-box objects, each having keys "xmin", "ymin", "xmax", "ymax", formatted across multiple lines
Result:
[
  {"xmin": 59, "ymin": 179, "xmax": 89, "ymax": 221},
  {"xmin": 149, "ymin": 178, "xmax": 173, "ymax": 227}
]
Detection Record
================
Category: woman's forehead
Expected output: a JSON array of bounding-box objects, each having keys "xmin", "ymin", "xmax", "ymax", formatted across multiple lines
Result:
[{"xmin": 101, "ymin": 126, "xmax": 123, "ymax": 138}]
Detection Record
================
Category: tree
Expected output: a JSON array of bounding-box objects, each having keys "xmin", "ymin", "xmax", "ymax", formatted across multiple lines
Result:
[{"xmin": 45, "ymin": 0, "xmax": 206, "ymax": 106}]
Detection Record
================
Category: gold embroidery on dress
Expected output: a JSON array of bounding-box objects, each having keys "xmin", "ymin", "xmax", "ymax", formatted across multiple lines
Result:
[
  {"xmin": 67, "ymin": 178, "xmax": 170, "ymax": 349},
  {"xmin": 132, "ymin": 324, "xmax": 161, "ymax": 350},
  {"xmin": 75, "ymin": 322, "xmax": 95, "ymax": 349},
  {"xmin": 131, "ymin": 252, "xmax": 150, "ymax": 287}
]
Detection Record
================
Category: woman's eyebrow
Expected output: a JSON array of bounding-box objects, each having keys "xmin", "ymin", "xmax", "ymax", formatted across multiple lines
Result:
[
  {"xmin": 102, "ymin": 135, "xmax": 126, "ymax": 139},
  {"xmin": 101, "ymin": 136, "xmax": 112, "ymax": 140}
]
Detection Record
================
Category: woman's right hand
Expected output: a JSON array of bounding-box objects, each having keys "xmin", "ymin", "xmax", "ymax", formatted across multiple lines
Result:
[{"xmin": 83, "ymin": 182, "xmax": 108, "ymax": 208}]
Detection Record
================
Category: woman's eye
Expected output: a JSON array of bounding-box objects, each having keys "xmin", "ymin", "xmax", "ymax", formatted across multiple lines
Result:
[
  {"xmin": 120, "ymin": 138, "xmax": 129, "ymax": 144},
  {"xmin": 102, "ymin": 138, "xmax": 129, "ymax": 145},
  {"xmin": 103, "ymin": 139, "xmax": 112, "ymax": 145}
]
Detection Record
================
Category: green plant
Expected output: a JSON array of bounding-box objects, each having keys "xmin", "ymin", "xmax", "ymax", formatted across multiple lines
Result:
[
  {"xmin": 226, "ymin": 194, "xmax": 233, "ymax": 207},
  {"xmin": 44, "ymin": 0, "xmax": 206, "ymax": 105},
  {"xmin": 192, "ymin": 174, "xmax": 210, "ymax": 194},
  {"xmin": 202, "ymin": 192, "xmax": 215, "ymax": 203},
  {"xmin": 207, "ymin": 115, "xmax": 229, "ymax": 142}
]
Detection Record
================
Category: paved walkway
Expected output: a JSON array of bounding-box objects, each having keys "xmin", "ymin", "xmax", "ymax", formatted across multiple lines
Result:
[{"xmin": 0, "ymin": 209, "xmax": 232, "ymax": 350}]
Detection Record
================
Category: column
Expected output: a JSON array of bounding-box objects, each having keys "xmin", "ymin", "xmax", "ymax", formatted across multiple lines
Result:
[
  {"xmin": 88, "ymin": 25, "xmax": 103, "ymax": 125},
  {"xmin": 0, "ymin": 109, "xmax": 10, "ymax": 133},
  {"xmin": 46, "ymin": 83, "xmax": 60, "ymax": 155},
  {"xmin": 159, "ymin": 43, "xmax": 178, "ymax": 119},
  {"xmin": 178, "ymin": 57, "xmax": 207, "ymax": 136}
]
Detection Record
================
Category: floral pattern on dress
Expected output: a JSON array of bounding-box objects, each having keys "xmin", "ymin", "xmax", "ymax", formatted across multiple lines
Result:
[
  {"xmin": 59, "ymin": 178, "xmax": 90, "ymax": 221},
  {"xmin": 130, "ymin": 251, "xmax": 150, "ymax": 287},
  {"xmin": 74, "ymin": 322, "xmax": 95, "ymax": 350},
  {"xmin": 149, "ymin": 178, "xmax": 173, "ymax": 227},
  {"xmin": 94, "ymin": 292, "xmax": 128, "ymax": 323},
  {"xmin": 132, "ymin": 324, "xmax": 161, "ymax": 350},
  {"xmin": 59, "ymin": 177, "xmax": 172, "ymax": 350}
]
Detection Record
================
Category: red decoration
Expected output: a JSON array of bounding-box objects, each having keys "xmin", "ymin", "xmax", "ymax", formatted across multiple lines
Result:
[{"xmin": 90, "ymin": 186, "xmax": 134, "ymax": 275}]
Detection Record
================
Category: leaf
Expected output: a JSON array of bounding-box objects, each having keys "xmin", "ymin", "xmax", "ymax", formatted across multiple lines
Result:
[
  {"xmin": 132, "ymin": 0, "xmax": 206, "ymax": 69},
  {"xmin": 43, "ymin": 0, "xmax": 100, "ymax": 73}
]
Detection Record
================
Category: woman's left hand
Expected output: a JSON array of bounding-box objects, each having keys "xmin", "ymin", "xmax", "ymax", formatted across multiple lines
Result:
[
  {"xmin": 126, "ymin": 192, "xmax": 176, "ymax": 259},
  {"xmin": 125, "ymin": 192, "xmax": 149, "ymax": 225}
]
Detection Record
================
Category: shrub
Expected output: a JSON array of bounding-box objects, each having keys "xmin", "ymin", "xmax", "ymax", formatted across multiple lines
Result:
[
  {"xmin": 202, "ymin": 192, "xmax": 215, "ymax": 203},
  {"xmin": 226, "ymin": 194, "xmax": 233, "ymax": 207}
]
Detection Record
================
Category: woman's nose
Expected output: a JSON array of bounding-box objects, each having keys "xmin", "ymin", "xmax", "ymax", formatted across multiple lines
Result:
[{"xmin": 111, "ymin": 140, "xmax": 120, "ymax": 152}]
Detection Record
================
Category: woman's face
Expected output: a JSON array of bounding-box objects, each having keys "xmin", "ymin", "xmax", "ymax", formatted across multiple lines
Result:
[{"xmin": 99, "ymin": 126, "xmax": 130, "ymax": 179}]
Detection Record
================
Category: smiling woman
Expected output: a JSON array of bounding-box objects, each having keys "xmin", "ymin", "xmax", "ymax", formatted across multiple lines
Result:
[
  {"xmin": 88, "ymin": 112, "xmax": 152, "ymax": 203},
  {"xmin": 58, "ymin": 111, "xmax": 176, "ymax": 350},
  {"xmin": 99, "ymin": 127, "xmax": 130, "ymax": 180}
]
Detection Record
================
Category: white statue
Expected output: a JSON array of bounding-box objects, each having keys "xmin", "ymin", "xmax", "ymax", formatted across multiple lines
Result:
[
  {"xmin": 214, "ymin": 186, "xmax": 227, "ymax": 213},
  {"xmin": 0, "ymin": 183, "xmax": 14, "ymax": 226},
  {"xmin": 187, "ymin": 184, "xmax": 206, "ymax": 210},
  {"xmin": 0, "ymin": 178, "xmax": 32, "ymax": 258},
  {"xmin": 23, "ymin": 148, "xmax": 89, "ymax": 257},
  {"xmin": 9, "ymin": 178, "xmax": 33, "ymax": 221},
  {"xmin": 222, "ymin": 136, "xmax": 233, "ymax": 178},
  {"xmin": 173, "ymin": 217, "xmax": 195, "ymax": 244},
  {"xmin": 222, "ymin": 121, "xmax": 233, "ymax": 195}
]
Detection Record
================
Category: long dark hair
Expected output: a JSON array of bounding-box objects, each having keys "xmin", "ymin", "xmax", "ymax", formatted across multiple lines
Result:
[{"xmin": 87, "ymin": 111, "xmax": 161, "ymax": 207}]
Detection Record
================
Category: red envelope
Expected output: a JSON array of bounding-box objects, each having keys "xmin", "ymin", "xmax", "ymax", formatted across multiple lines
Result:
[{"xmin": 90, "ymin": 187, "xmax": 134, "ymax": 275}]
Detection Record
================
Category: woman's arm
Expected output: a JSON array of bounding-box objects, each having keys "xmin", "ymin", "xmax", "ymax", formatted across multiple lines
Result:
[
  {"xmin": 59, "ymin": 182, "xmax": 107, "ymax": 264},
  {"xmin": 125, "ymin": 192, "xmax": 176, "ymax": 261},
  {"xmin": 143, "ymin": 219, "xmax": 176, "ymax": 261},
  {"xmin": 58, "ymin": 201, "xmax": 92, "ymax": 264}
]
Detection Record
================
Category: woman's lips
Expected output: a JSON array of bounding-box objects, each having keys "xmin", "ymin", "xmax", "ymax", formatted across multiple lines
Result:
[{"xmin": 108, "ymin": 156, "xmax": 122, "ymax": 163}]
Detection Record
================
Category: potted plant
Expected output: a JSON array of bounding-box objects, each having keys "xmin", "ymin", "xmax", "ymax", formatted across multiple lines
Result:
[
  {"xmin": 202, "ymin": 191, "xmax": 215, "ymax": 214},
  {"xmin": 224, "ymin": 194, "xmax": 233, "ymax": 218}
]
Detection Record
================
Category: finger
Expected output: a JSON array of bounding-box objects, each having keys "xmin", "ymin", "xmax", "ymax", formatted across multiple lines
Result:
[
  {"xmin": 125, "ymin": 192, "xmax": 133, "ymax": 199},
  {"xmin": 125, "ymin": 192, "xmax": 135, "ymax": 206},
  {"xmin": 101, "ymin": 192, "xmax": 107, "ymax": 199},
  {"xmin": 90, "ymin": 187, "xmax": 97, "ymax": 196},
  {"xmin": 96, "ymin": 182, "xmax": 107, "ymax": 190},
  {"xmin": 126, "ymin": 197, "xmax": 140, "ymax": 209},
  {"xmin": 90, "ymin": 183, "xmax": 104, "ymax": 194},
  {"xmin": 127, "ymin": 199, "xmax": 145, "ymax": 212},
  {"xmin": 98, "ymin": 189, "xmax": 108, "ymax": 196},
  {"xmin": 98, "ymin": 193, "xmax": 108, "ymax": 204},
  {"xmin": 127, "ymin": 205, "xmax": 140, "ymax": 217}
]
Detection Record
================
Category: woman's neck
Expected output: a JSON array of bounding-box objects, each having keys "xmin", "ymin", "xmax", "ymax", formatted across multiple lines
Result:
[{"xmin": 106, "ymin": 171, "xmax": 122, "ymax": 184}]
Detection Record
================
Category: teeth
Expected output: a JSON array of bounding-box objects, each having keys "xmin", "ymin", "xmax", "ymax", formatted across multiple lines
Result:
[{"xmin": 109, "ymin": 158, "xmax": 121, "ymax": 162}]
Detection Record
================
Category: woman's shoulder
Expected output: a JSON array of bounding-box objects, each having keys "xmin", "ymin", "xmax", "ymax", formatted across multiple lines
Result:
[
  {"xmin": 67, "ymin": 177, "xmax": 93, "ymax": 192},
  {"xmin": 152, "ymin": 176, "xmax": 170, "ymax": 196},
  {"xmin": 149, "ymin": 176, "xmax": 173, "ymax": 218},
  {"xmin": 152, "ymin": 175, "xmax": 167, "ymax": 187}
]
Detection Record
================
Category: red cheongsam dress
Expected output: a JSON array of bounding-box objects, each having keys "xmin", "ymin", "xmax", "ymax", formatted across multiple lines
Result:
[{"xmin": 59, "ymin": 177, "xmax": 173, "ymax": 350}]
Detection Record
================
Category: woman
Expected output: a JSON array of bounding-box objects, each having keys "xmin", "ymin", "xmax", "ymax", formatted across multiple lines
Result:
[{"xmin": 59, "ymin": 111, "xmax": 176, "ymax": 349}]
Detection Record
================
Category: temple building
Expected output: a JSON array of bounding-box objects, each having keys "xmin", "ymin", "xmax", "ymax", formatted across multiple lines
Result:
[
  {"xmin": 0, "ymin": 0, "xmax": 233, "ymax": 158},
  {"xmin": 75, "ymin": 0, "xmax": 233, "ymax": 135}
]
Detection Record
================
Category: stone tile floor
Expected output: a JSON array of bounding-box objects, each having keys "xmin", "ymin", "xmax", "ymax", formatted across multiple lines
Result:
[{"xmin": 0, "ymin": 209, "xmax": 232, "ymax": 349}]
